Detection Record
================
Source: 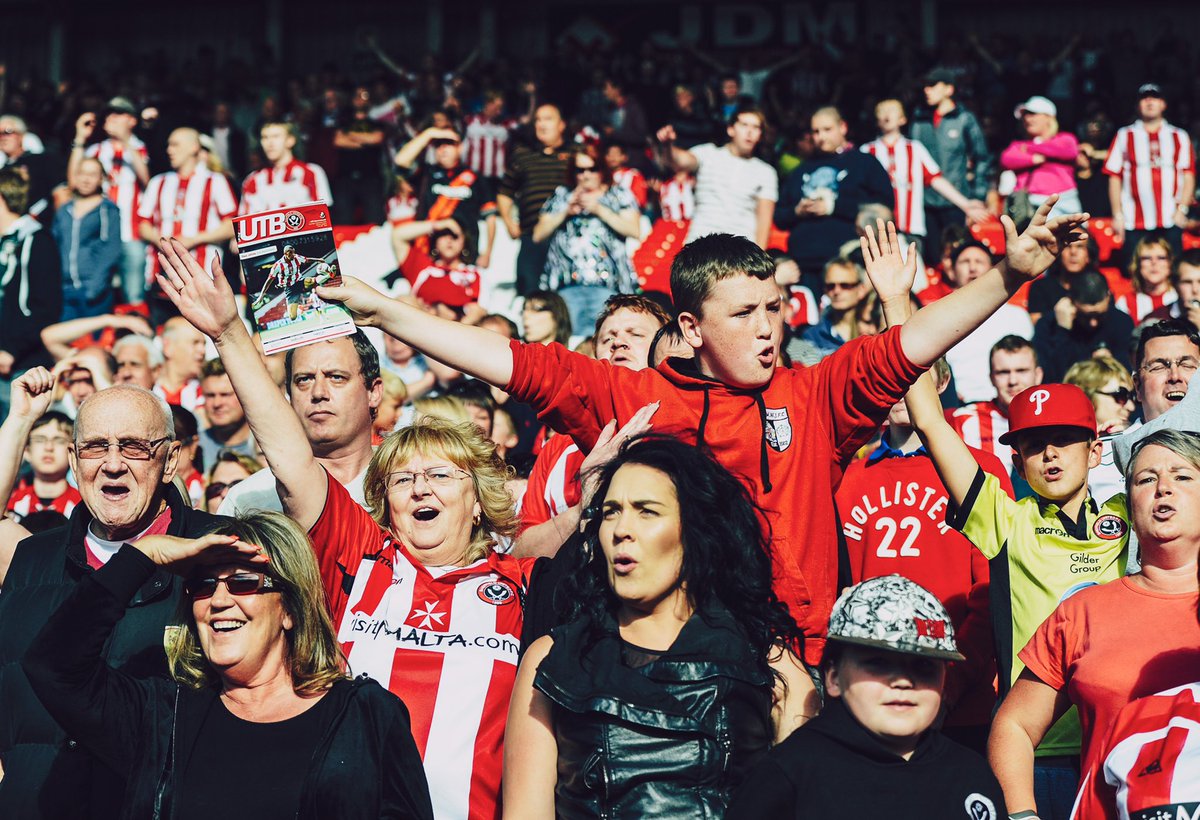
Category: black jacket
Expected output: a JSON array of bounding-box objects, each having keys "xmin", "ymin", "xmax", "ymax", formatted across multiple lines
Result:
[
  {"xmin": 536, "ymin": 606, "xmax": 774, "ymax": 819},
  {"xmin": 0, "ymin": 214, "xmax": 61, "ymax": 371},
  {"xmin": 23, "ymin": 545, "xmax": 434, "ymax": 820},
  {"xmin": 725, "ymin": 698, "xmax": 1007, "ymax": 819},
  {"xmin": 775, "ymin": 149, "xmax": 892, "ymax": 269},
  {"xmin": 0, "ymin": 485, "xmax": 226, "ymax": 820},
  {"xmin": 1032, "ymin": 307, "xmax": 1135, "ymax": 383}
]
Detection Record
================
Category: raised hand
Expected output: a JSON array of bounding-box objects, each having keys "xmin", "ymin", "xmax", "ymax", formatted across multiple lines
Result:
[
  {"xmin": 132, "ymin": 532, "xmax": 268, "ymax": 577},
  {"xmin": 155, "ymin": 237, "xmax": 241, "ymax": 340},
  {"xmin": 860, "ymin": 219, "xmax": 918, "ymax": 304},
  {"xmin": 579, "ymin": 402, "xmax": 660, "ymax": 507},
  {"xmin": 9, "ymin": 367, "xmax": 54, "ymax": 420},
  {"xmin": 1002, "ymin": 195, "xmax": 1089, "ymax": 281},
  {"xmin": 314, "ymin": 275, "xmax": 391, "ymax": 328}
]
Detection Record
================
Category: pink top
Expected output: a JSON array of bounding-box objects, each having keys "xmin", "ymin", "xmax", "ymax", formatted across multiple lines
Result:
[{"xmin": 1000, "ymin": 132, "xmax": 1079, "ymax": 196}]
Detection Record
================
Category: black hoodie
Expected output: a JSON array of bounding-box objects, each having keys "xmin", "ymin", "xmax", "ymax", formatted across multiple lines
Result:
[{"xmin": 725, "ymin": 698, "xmax": 1007, "ymax": 819}]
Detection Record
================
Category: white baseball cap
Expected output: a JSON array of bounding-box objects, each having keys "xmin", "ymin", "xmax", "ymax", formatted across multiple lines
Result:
[{"xmin": 1014, "ymin": 96, "xmax": 1057, "ymax": 119}]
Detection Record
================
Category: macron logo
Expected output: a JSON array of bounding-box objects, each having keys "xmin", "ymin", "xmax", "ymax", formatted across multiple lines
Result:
[{"xmin": 1030, "ymin": 388, "xmax": 1051, "ymax": 415}]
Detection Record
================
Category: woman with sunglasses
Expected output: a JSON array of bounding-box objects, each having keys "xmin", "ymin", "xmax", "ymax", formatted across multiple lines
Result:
[
  {"xmin": 1064, "ymin": 357, "xmax": 1136, "ymax": 436},
  {"xmin": 23, "ymin": 511, "xmax": 434, "ymax": 820},
  {"xmin": 503, "ymin": 435, "xmax": 817, "ymax": 818},
  {"xmin": 204, "ymin": 450, "xmax": 262, "ymax": 512},
  {"xmin": 532, "ymin": 142, "xmax": 642, "ymax": 335}
]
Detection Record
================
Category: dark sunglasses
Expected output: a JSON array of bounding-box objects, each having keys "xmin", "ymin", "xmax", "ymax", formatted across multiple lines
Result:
[
  {"xmin": 573, "ymin": 165, "xmax": 598, "ymax": 175},
  {"xmin": 824, "ymin": 281, "xmax": 859, "ymax": 292},
  {"xmin": 1098, "ymin": 387, "xmax": 1134, "ymax": 404},
  {"xmin": 185, "ymin": 571, "xmax": 281, "ymax": 600},
  {"xmin": 205, "ymin": 479, "xmax": 242, "ymax": 501}
]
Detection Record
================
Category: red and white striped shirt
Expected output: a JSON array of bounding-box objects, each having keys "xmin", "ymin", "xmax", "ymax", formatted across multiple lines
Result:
[
  {"xmin": 153, "ymin": 378, "xmax": 205, "ymax": 414},
  {"xmin": 786, "ymin": 285, "xmax": 820, "ymax": 329},
  {"xmin": 238, "ymin": 159, "xmax": 332, "ymax": 216},
  {"xmin": 948, "ymin": 400, "xmax": 1014, "ymax": 478},
  {"xmin": 1116, "ymin": 289, "xmax": 1178, "ymax": 325},
  {"xmin": 861, "ymin": 136, "xmax": 941, "ymax": 237},
  {"xmin": 87, "ymin": 136, "xmax": 148, "ymax": 242},
  {"xmin": 461, "ymin": 114, "xmax": 515, "ymax": 179},
  {"xmin": 269, "ymin": 254, "xmax": 314, "ymax": 289},
  {"xmin": 1104, "ymin": 120, "xmax": 1195, "ymax": 231},
  {"xmin": 659, "ymin": 175, "xmax": 695, "ymax": 221},
  {"xmin": 1070, "ymin": 682, "xmax": 1200, "ymax": 820},
  {"xmin": 6, "ymin": 482, "xmax": 81, "ymax": 521},
  {"xmin": 612, "ymin": 166, "xmax": 648, "ymax": 209},
  {"xmin": 310, "ymin": 476, "xmax": 537, "ymax": 820},
  {"xmin": 518, "ymin": 434, "xmax": 584, "ymax": 533},
  {"xmin": 138, "ymin": 165, "xmax": 237, "ymax": 280}
]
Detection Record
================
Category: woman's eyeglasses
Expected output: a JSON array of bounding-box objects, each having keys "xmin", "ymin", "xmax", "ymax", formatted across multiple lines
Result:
[
  {"xmin": 1097, "ymin": 387, "xmax": 1135, "ymax": 404},
  {"xmin": 185, "ymin": 571, "xmax": 281, "ymax": 600},
  {"xmin": 385, "ymin": 467, "xmax": 471, "ymax": 490}
]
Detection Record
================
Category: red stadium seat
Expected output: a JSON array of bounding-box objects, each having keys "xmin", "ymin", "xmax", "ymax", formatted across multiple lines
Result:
[{"xmin": 970, "ymin": 219, "xmax": 1006, "ymax": 255}]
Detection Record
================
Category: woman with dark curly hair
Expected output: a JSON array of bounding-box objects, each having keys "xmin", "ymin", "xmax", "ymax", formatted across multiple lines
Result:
[{"xmin": 502, "ymin": 434, "xmax": 818, "ymax": 819}]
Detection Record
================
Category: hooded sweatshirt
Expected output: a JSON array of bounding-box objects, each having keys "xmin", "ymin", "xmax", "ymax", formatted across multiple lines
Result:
[
  {"xmin": 505, "ymin": 327, "xmax": 925, "ymax": 664},
  {"xmin": 725, "ymin": 698, "xmax": 1007, "ymax": 819},
  {"xmin": 0, "ymin": 214, "xmax": 61, "ymax": 371}
]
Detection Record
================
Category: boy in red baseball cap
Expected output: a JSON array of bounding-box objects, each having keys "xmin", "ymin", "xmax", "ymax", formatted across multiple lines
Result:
[{"xmin": 906, "ymin": 373, "xmax": 1129, "ymax": 817}]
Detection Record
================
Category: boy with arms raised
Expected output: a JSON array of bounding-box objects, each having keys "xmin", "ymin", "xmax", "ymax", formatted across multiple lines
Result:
[
  {"xmin": 154, "ymin": 200, "xmax": 1087, "ymax": 665},
  {"xmin": 906, "ymin": 361, "xmax": 1129, "ymax": 814}
]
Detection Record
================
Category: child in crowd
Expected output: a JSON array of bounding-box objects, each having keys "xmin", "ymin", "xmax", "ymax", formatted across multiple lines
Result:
[
  {"xmin": 7, "ymin": 411, "xmax": 81, "ymax": 522},
  {"xmin": 373, "ymin": 369, "xmax": 409, "ymax": 443},
  {"xmin": 770, "ymin": 249, "xmax": 818, "ymax": 330},
  {"xmin": 907, "ymin": 371, "xmax": 1129, "ymax": 811},
  {"xmin": 380, "ymin": 332, "xmax": 436, "ymax": 400},
  {"xmin": 726, "ymin": 575, "xmax": 1006, "ymax": 818}
]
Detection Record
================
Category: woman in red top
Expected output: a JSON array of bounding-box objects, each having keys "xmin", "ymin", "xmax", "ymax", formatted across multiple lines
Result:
[{"xmin": 988, "ymin": 428, "xmax": 1200, "ymax": 815}]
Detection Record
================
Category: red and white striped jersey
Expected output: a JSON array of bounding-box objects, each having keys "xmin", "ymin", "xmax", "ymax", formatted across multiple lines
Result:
[
  {"xmin": 1104, "ymin": 120, "xmax": 1195, "ymax": 231},
  {"xmin": 861, "ymin": 136, "xmax": 941, "ymax": 237},
  {"xmin": 949, "ymin": 400, "xmax": 1014, "ymax": 478},
  {"xmin": 1070, "ymin": 682, "xmax": 1200, "ymax": 820},
  {"xmin": 138, "ymin": 165, "xmax": 237, "ymax": 279},
  {"xmin": 309, "ymin": 476, "xmax": 538, "ymax": 820},
  {"xmin": 388, "ymin": 193, "xmax": 418, "ymax": 225},
  {"xmin": 269, "ymin": 254, "xmax": 314, "ymax": 289},
  {"xmin": 238, "ymin": 159, "xmax": 332, "ymax": 216},
  {"xmin": 87, "ymin": 137, "xmax": 148, "ymax": 242},
  {"xmin": 612, "ymin": 166, "xmax": 649, "ymax": 209},
  {"xmin": 461, "ymin": 115, "xmax": 515, "ymax": 179},
  {"xmin": 786, "ymin": 285, "xmax": 820, "ymax": 329},
  {"xmin": 518, "ymin": 434, "xmax": 584, "ymax": 533},
  {"xmin": 6, "ymin": 482, "xmax": 81, "ymax": 521},
  {"xmin": 1115, "ymin": 288, "xmax": 1178, "ymax": 325},
  {"xmin": 659, "ymin": 175, "xmax": 695, "ymax": 221},
  {"xmin": 153, "ymin": 378, "xmax": 205, "ymax": 414}
]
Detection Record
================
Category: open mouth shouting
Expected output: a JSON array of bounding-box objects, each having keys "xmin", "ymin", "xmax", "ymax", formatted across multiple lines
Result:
[{"xmin": 412, "ymin": 506, "xmax": 441, "ymax": 522}]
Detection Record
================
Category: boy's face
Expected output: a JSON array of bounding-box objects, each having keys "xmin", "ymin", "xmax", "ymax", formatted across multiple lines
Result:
[
  {"xmin": 825, "ymin": 645, "xmax": 945, "ymax": 758},
  {"xmin": 26, "ymin": 422, "xmax": 71, "ymax": 479},
  {"xmin": 875, "ymin": 105, "xmax": 905, "ymax": 134},
  {"xmin": 680, "ymin": 274, "xmax": 783, "ymax": 390},
  {"xmin": 1012, "ymin": 426, "xmax": 1102, "ymax": 501}
]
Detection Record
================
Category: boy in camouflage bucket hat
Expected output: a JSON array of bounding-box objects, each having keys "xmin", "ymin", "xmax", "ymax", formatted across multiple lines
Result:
[{"xmin": 727, "ymin": 575, "xmax": 1007, "ymax": 819}]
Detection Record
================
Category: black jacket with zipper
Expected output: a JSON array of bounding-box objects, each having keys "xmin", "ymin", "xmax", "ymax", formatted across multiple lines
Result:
[
  {"xmin": 0, "ymin": 484, "xmax": 225, "ymax": 820},
  {"xmin": 23, "ymin": 545, "xmax": 434, "ymax": 820}
]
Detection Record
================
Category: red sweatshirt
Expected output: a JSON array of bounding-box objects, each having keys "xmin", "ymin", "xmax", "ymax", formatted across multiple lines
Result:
[{"xmin": 505, "ymin": 326, "xmax": 925, "ymax": 664}]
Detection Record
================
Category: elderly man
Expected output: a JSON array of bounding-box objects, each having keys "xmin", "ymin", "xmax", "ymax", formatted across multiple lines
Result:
[{"xmin": 0, "ymin": 377, "xmax": 228, "ymax": 818}]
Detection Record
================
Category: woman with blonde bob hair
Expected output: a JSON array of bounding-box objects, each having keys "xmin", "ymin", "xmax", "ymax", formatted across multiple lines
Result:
[
  {"xmin": 24, "ymin": 511, "xmax": 434, "ymax": 820},
  {"xmin": 1064, "ymin": 356, "xmax": 1136, "ymax": 435}
]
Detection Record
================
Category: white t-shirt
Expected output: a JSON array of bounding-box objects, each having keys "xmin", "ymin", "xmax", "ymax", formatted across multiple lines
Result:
[
  {"xmin": 685, "ymin": 143, "xmax": 778, "ymax": 244},
  {"xmin": 217, "ymin": 464, "xmax": 369, "ymax": 516},
  {"xmin": 945, "ymin": 304, "xmax": 1034, "ymax": 404}
]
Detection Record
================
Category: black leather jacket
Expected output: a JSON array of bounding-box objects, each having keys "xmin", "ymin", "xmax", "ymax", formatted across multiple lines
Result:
[{"xmin": 535, "ymin": 606, "xmax": 774, "ymax": 819}]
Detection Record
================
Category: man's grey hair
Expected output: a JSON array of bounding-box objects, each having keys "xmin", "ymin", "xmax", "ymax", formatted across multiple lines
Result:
[
  {"xmin": 0, "ymin": 114, "xmax": 27, "ymax": 134},
  {"xmin": 112, "ymin": 334, "xmax": 165, "ymax": 368},
  {"xmin": 76, "ymin": 385, "xmax": 175, "ymax": 442}
]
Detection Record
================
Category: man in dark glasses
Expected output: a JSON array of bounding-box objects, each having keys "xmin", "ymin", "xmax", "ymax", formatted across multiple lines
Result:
[{"xmin": 0, "ymin": 382, "xmax": 231, "ymax": 819}]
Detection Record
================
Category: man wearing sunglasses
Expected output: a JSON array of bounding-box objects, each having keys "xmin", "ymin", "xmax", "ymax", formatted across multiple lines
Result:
[
  {"xmin": 0, "ymin": 383, "xmax": 230, "ymax": 819},
  {"xmin": 787, "ymin": 257, "xmax": 869, "ymax": 366}
]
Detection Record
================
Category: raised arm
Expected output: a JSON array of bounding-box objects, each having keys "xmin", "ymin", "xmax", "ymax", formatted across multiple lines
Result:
[
  {"xmin": 655, "ymin": 126, "xmax": 699, "ymax": 173},
  {"xmin": 0, "ymin": 367, "xmax": 53, "ymax": 586},
  {"xmin": 40, "ymin": 313, "xmax": 153, "ymax": 361},
  {"xmin": 316, "ymin": 275, "xmax": 517, "ymax": 387},
  {"xmin": 394, "ymin": 127, "xmax": 459, "ymax": 170},
  {"xmin": 904, "ymin": 369, "xmax": 979, "ymax": 509},
  {"xmin": 155, "ymin": 238, "xmax": 329, "ymax": 529},
  {"xmin": 865, "ymin": 200, "xmax": 1087, "ymax": 368}
]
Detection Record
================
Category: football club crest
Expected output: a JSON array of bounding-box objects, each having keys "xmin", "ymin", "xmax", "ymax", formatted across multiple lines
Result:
[
  {"xmin": 1093, "ymin": 513, "xmax": 1127, "ymax": 541},
  {"xmin": 477, "ymin": 579, "xmax": 516, "ymax": 606},
  {"xmin": 964, "ymin": 794, "xmax": 997, "ymax": 820},
  {"xmin": 764, "ymin": 407, "xmax": 792, "ymax": 452}
]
